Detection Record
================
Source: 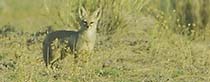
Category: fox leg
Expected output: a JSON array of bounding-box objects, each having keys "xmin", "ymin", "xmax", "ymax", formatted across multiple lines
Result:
[
  {"xmin": 50, "ymin": 45, "xmax": 63, "ymax": 66},
  {"xmin": 61, "ymin": 47, "xmax": 66, "ymax": 60}
]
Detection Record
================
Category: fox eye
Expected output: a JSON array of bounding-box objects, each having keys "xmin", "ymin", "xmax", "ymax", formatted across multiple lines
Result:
[
  {"xmin": 83, "ymin": 20, "xmax": 87, "ymax": 24},
  {"xmin": 90, "ymin": 22, "xmax": 94, "ymax": 25}
]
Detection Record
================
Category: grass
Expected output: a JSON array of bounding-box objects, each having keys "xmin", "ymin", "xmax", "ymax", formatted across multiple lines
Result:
[{"xmin": 1, "ymin": 0, "xmax": 210, "ymax": 82}]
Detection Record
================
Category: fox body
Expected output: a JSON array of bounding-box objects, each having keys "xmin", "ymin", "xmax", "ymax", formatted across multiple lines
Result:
[{"xmin": 43, "ymin": 7, "xmax": 101, "ymax": 66}]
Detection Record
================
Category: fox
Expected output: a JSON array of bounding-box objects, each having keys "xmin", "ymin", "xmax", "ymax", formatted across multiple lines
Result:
[{"xmin": 43, "ymin": 7, "xmax": 101, "ymax": 66}]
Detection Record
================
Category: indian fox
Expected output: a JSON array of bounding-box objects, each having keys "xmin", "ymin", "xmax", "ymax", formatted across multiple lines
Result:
[{"xmin": 43, "ymin": 7, "xmax": 101, "ymax": 66}]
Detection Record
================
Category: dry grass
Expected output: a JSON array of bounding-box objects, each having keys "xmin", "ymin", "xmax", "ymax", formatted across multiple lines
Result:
[{"xmin": 0, "ymin": 0, "xmax": 210, "ymax": 82}]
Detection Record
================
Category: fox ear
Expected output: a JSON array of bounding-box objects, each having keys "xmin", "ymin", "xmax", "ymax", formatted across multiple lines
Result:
[
  {"xmin": 92, "ymin": 8, "xmax": 101, "ymax": 20},
  {"xmin": 79, "ymin": 6, "xmax": 87, "ymax": 19}
]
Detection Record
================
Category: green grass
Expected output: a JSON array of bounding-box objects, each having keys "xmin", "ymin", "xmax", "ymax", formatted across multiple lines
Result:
[{"xmin": 1, "ymin": 0, "xmax": 210, "ymax": 82}]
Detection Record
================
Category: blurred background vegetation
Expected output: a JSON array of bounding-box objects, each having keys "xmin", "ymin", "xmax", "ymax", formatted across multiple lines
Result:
[
  {"xmin": 0, "ymin": 0, "xmax": 210, "ymax": 82},
  {"xmin": 1, "ymin": 0, "xmax": 210, "ymax": 39}
]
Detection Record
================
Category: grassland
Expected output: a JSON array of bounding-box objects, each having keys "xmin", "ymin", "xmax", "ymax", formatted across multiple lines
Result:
[{"xmin": 0, "ymin": 0, "xmax": 210, "ymax": 82}]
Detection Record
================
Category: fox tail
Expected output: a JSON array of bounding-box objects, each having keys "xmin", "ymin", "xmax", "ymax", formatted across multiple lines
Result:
[{"xmin": 43, "ymin": 38, "xmax": 52, "ymax": 66}]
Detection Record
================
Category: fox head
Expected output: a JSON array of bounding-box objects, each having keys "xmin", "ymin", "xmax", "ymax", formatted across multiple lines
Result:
[{"xmin": 79, "ymin": 7, "xmax": 101, "ymax": 31}]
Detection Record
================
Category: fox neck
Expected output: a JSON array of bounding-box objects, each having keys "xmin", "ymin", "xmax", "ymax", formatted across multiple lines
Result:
[{"xmin": 78, "ymin": 25, "xmax": 96, "ymax": 50}]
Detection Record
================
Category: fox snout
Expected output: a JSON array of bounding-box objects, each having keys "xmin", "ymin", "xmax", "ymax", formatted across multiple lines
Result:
[
  {"xmin": 82, "ymin": 20, "xmax": 89, "ymax": 28},
  {"xmin": 81, "ymin": 20, "xmax": 96, "ymax": 29}
]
